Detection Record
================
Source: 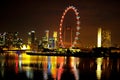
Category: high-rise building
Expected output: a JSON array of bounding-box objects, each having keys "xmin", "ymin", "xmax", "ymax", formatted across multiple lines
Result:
[
  {"xmin": 28, "ymin": 30, "xmax": 35, "ymax": 45},
  {"xmin": 45, "ymin": 30, "xmax": 49, "ymax": 42},
  {"xmin": 28, "ymin": 32, "xmax": 31, "ymax": 45},
  {"xmin": 97, "ymin": 27, "xmax": 111, "ymax": 48},
  {"xmin": 49, "ymin": 38, "xmax": 54, "ymax": 49},
  {"xmin": 31, "ymin": 30, "xmax": 35, "ymax": 44},
  {"xmin": 53, "ymin": 31, "xmax": 57, "ymax": 49},
  {"xmin": 41, "ymin": 36, "xmax": 48, "ymax": 48},
  {"xmin": 27, "ymin": 30, "xmax": 37, "ymax": 50},
  {"xmin": 97, "ymin": 28, "xmax": 102, "ymax": 47}
]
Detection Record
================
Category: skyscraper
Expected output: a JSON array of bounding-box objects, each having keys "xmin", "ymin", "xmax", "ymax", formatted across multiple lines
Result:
[
  {"xmin": 28, "ymin": 30, "xmax": 35, "ymax": 45},
  {"xmin": 97, "ymin": 28, "xmax": 102, "ymax": 47},
  {"xmin": 45, "ymin": 30, "xmax": 49, "ymax": 42},
  {"xmin": 53, "ymin": 31, "xmax": 57, "ymax": 49},
  {"xmin": 31, "ymin": 30, "xmax": 35, "ymax": 44},
  {"xmin": 28, "ymin": 32, "xmax": 31, "ymax": 45}
]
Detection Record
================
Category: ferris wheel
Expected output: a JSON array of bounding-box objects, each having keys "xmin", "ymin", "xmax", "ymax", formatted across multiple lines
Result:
[{"xmin": 59, "ymin": 6, "xmax": 80, "ymax": 48}]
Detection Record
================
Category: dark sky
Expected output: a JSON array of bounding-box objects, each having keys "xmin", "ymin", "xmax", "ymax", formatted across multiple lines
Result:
[{"xmin": 0, "ymin": 0, "xmax": 120, "ymax": 47}]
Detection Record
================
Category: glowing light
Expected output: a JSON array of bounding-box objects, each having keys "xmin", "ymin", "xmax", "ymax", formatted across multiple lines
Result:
[
  {"xmin": 97, "ymin": 28, "xmax": 102, "ymax": 47},
  {"xmin": 59, "ymin": 32, "xmax": 62, "ymax": 35},
  {"xmin": 61, "ymin": 19, "xmax": 63, "ymax": 23},
  {"xmin": 75, "ymin": 37, "xmax": 78, "ymax": 40},
  {"xmin": 31, "ymin": 30, "xmax": 35, "ymax": 33},
  {"xmin": 77, "ymin": 21, "xmax": 80, "ymax": 25},
  {"xmin": 72, "ymin": 7, "xmax": 75, "ymax": 10},
  {"xmin": 74, "ymin": 9, "xmax": 77, "ymax": 13},
  {"xmin": 76, "ymin": 32, "xmax": 80, "ymax": 36},
  {"xmin": 77, "ymin": 26, "xmax": 80, "ymax": 30},
  {"xmin": 59, "ymin": 28, "xmax": 62, "ymax": 31},
  {"xmin": 21, "ymin": 45, "xmax": 27, "ymax": 50},
  {"xmin": 72, "ymin": 45, "xmax": 74, "ymax": 47},
  {"xmin": 60, "ymin": 23, "xmax": 62, "ymax": 26},
  {"xmin": 28, "ymin": 32, "xmax": 31, "ymax": 35},
  {"xmin": 20, "ymin": 44, "xmax": 31, "ymax": 50},
  {"xmin": 60, "ymin": 36, "xmax": 62, "ymax": 39},
  {"xmin": 73, "ymin": 41, "xmax": 77, "ymax": 44},
  {"xmin": 53, "ymin": 31, "xmax": 57, "ymax": 38},
  {"xmin": 62, "ymin": 16, "xmax": 64, "ymax": 19},
  {"xmin": 77, "ymin": 16, "xmax": 80, "ymax": 19},
  {"xmin": 65, "ymin": 9, "xmax": 68, "ymax": 13},
  {"xmin": 76, "ymin": 12, "xmax": 79, "ymax": 15},
  {"xmin": 63, "ymin": 12, "xmax": 66, "ymax": 16}
]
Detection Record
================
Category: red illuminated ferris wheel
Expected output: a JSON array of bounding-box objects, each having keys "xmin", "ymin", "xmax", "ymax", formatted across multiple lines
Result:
[{"xmin": 59, "ymin": 6, "xmax": 80, "ymax": 48}]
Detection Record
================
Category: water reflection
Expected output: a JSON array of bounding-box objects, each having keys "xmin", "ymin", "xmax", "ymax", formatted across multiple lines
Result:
[
  {"xmin": 1, "ymin": 52, "xmax": 120, "ymax": 80},
  {"xmin": 96, "ymin": 57, "xmax": 103, "ymax": 80},
  {"xmin": 60, "ymin": 57, "xmax": 78, "ymax": 80}
]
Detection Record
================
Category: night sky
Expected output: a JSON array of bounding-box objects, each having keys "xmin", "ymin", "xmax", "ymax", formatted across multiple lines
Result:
[{"xmin": 0, "ymin": 0, "xmax": 120, "ymax": 47}]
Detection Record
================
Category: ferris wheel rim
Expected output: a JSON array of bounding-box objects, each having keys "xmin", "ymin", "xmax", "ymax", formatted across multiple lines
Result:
[{"xmin": 59, "ymin": 6, "xmax": 80, "ymax": 48}]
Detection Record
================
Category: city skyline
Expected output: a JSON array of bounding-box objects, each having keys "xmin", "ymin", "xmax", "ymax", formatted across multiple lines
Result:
[{"xmin": 0, "ymin": 0, "xmax": 120, "ymax": 47}]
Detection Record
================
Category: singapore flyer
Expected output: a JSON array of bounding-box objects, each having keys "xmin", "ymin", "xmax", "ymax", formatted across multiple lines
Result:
[{"xmin": 59, "ymin": 6, "xmax": 80, "ymax": 48}]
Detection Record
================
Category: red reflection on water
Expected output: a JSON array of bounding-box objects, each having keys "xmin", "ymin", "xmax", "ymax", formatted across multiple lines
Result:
[
  {"xmin": 57, "ymin": 57, "xmax": 64, "ymax": 80},
  {"xmin": 57, "ymin": 64, "xmax": 63, "ymax": 80},
  {"xmin": 15, "ymin": 54, "xmax": 19, "ymax": 74}
]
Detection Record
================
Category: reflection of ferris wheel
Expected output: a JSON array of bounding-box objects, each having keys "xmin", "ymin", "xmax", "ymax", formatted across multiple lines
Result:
[{"xmin": 59, "ymin": 6, "xmax": 80, "ymax": 48}]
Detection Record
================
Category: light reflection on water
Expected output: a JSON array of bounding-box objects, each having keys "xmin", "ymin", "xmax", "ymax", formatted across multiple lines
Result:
[
  {"xmin": 96, "ymin": 57, "xmax": 103, "ymax": 80},
  {"xmin": 0, "ymin": 52, "xmax": 120, "ymax": 80}
]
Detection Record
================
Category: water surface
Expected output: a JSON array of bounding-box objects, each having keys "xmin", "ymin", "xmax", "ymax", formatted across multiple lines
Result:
[{"xmin": 0, "ymin": 52, "xmax": 120, "ymax": 80}]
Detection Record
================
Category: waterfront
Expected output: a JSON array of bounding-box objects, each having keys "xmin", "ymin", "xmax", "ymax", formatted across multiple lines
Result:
[{"xmin": 0, "ymin": 52, "xmax": 120, "ymax": 80}]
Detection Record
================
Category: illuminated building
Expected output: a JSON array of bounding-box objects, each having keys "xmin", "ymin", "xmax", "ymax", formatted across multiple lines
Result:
[
  {"xmin": 13, "ymin": 32, "xmax": 19, "ymax": 46},
  {"xmin": 27, "ymin": 30, "xmax": 35, "ymax": 45},
  {"xmin": 28, "ymin": 32, "xmax": 31, "ymax": 45},
  {"xmin": 53, "ymin": 31, "xmax": 57, "ymax": 49},
  {"xmin": 42, "ymin": 30, "xmax": 49, "ymax": 48},
  {"xmin": 41, "ymin": 36, "xmax": 48, "ymax": 48},
  {"xmin": 5, "ymin": 32, "xmax": 22, "ymax": 48},
  {"xmin": 97, "ymin": 28, "xmax": 111, "ymax": 48},
  {"xmin": 49, "ymin": 38, "xmax": 54, "ymax": 49},
  {"xmin": 5, "ymin": 32, "xmax": 14, "ymax": 47},
  {"xmin": 27, "ymin": 30, "xmax": 39, "ymax": 50},
  {"xmin": 102, "ymin": 30, "xmax": 111, "ymax": 47},
  {"xmin": 40, "ymin": 30, "xmax": 57, "ymax": 49},
  {"xmin": 0, "ymin": 32, "xmax": 22, "ymax": 49},
  {"xmin": 45, "ymin": 30, "xmax": 49, "ymax": 42},
  {"xmin": 31, "ymin": 30, "xmax": 35, "ymax": 44},
  {"xmin": 20, "ymin": 44, "xmax": 31, "ymax": 50},
  {"xmin": 97, "ymin": 28, "xmax": 102, "ymax": 47}
]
